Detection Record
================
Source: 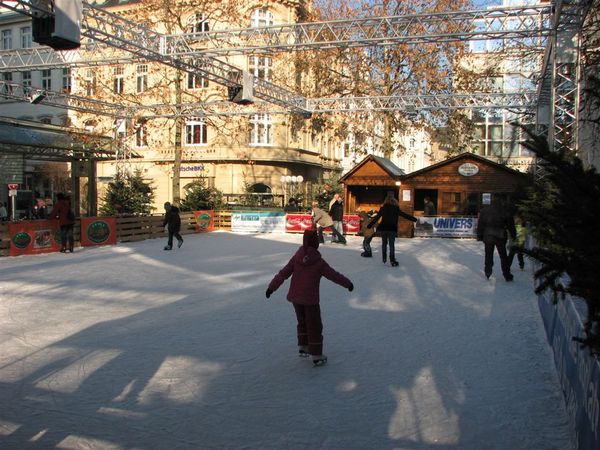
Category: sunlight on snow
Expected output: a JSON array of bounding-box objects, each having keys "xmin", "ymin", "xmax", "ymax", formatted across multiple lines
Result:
[
  {"xmin": 388, "ymin": 366, "xmax": 459, "ymax": 445},
  {"xmin": 137, "ymin": 356, "xmax": 223, "ymax": 404},
  {"xmin": 32, "ymin": 349, "xmax": 123, "ymax": 394},
  {"xmin": 337, "ymin": 379, "xmax": 359, "ymax": 392}
]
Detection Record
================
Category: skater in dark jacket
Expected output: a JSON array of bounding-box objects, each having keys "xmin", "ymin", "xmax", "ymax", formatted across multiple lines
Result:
[
  {"xmin": 266, "ymin": 230, "xmax": 353, "ymax": 366},
  {"xmin": 163, "ymin": 202, "xmax": 183, "ymax": 250},
  {"xmin": 476, "ymin": 197, "xmax": 516, "ymax": 281},
  {"xmin": 368, "ymin": 195, "xmax": 417, "ymax": 266}
]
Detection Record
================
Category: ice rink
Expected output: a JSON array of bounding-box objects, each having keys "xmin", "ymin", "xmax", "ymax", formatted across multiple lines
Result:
[{"xmin": 0, "ymin": 232, "xmax": 572, "ymax": 449}]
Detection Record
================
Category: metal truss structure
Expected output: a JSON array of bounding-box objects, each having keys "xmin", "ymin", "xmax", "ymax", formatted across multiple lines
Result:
[
  {"xmin": 0, "ymin": 1, "xmax": 557, "ymax": 114},
  {"xmin": 166, "ymin": 5, "xmax": 553, "ymax": 57},
  {"xmin": 0, "ymin": 79, "xmax": 538, "ymax": 119},
  {"xmin": 0, "ymin": 0, "xmax": 593, "ymax": 158},
  {"xmin": 536, "ymin": 0, "xmax": 592, "ymax": 156}
]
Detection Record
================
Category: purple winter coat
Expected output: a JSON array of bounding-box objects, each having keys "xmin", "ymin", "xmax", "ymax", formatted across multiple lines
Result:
[{"xmin": 268, "ymin": 246, "xmax": 352, "ymax": 305}]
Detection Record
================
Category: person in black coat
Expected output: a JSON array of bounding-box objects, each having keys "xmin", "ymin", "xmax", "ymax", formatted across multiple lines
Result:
[
  {"xmin": 368, "ymin": 195, "xmax": 417, "ymax": 266},
  {"xmin": 163, "ymin": 202, "xmax": 183, "ymax": 250},
  {"xmin": 328, "ymin": 193, "xmax": 346, "ymax": 244},
  {"xmin": 476, "ymin": 197, "xmax": 517, "ymax": 281}
]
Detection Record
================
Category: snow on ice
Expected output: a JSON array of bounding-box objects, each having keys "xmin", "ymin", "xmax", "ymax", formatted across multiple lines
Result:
[{"xmin": 0, "ymin": 232, "xmax": 572, "ymax": 449}]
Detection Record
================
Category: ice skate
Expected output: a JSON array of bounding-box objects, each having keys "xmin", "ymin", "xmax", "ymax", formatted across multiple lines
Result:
[
  {"xmin": 164, "ymin": 245, "xmax": 172, "ymax": 251},
  {"xmin": 177, "ymin": 238, "xmax": 184, "ymax": 248},
  {"xmin": 391, "ymin": 259, "xmax": 399, "ymax": 267},
  {"xmin": 298, "ymin": 346, "xmax": 309, "ymax": 357},
  {"xmin": 360, "ymin": 251, "xmax": 372, "ymax": 257},
  {"xmin": 312, "ymin": 355, "xmax": 327, "ymax": 366}
]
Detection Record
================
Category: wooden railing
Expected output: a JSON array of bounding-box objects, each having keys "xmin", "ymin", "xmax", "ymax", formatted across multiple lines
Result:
[{"xmin": 0, "ymin": 211, "xmax": 234, "ymax": 257}]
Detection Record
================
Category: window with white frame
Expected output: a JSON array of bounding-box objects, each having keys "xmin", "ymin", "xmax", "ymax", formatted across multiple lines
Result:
[
  {"xmin": 41, "ymin": 69, "xmax": 51, "ymax": 90},
  {"xmin": 248, "ymin": 56, "xmax": 272, "ymax": 81},
  {"xmin": 136, "ymin": 65, "xmax": 148, "ymax": 93},
  {"xmin": 189, "ymin": 12, "xmax": 209, "ymax": 33},
  {"xmin": 84, "ymin": 69, "xmax": 95, "ymax": 96},
  {"xmin": 20, "ymin": 26, "xmax": 31, "ymax": 48},
  {"xmin": 187, "ymin": 71, "xmax": 208, "ymax": 89},
  {"xmin": 251, "ymin": 9, "xmax": 273, "ymax": 28},
  {"xmin": 2, "ymin": 29, "xmax": 12, "ymax": 50},
  {"xmin": 62, "ymin": 68, "xmax": 71, "ymax": 93},
  {"xmin": 250, "ymin": 114, "xmax": 272, "ymax": 145},
  {"xmin": 113, "ymin": 66, "xmax": 124, "ymax": 94},
  {"xmin": 135, "ymin": 121, "xmax": 147, "ymax": 147},
  {"xmin": 185, "ymin": 117, "xmax": 208, "ymax": 145},
  {"xmin": 22, "ymin": 71, "xmax": 31, "ymax": 88}
]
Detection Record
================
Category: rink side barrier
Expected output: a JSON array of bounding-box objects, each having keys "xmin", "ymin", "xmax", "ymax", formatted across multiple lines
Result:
[
  {"xmin": 537, "ymin": 286, "xmax": 600, "ymax": 449},
  {"xmin": 0, "ymin": 211, "xmax": 361, "ymax": 256}
]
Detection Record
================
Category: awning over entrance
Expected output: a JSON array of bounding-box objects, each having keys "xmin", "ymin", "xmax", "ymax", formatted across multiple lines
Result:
[{"xmin": 0, "ymin": 116, "xmax": 116, "ymax": 161}]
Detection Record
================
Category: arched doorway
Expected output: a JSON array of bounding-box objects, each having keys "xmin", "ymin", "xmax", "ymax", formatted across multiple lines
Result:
[{"xmin": 248, "ymin": 183, "xmax": 273, "ymax": 206}]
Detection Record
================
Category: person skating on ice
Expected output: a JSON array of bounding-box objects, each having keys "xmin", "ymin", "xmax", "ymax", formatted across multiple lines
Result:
[
  {"xmin": 163, "ymin": 202, "xmax": 183, "ymax": 250},
  {"xmin": 368, "ymin": 194, "xmax": 417, "ymax": 266},
  {"xmin": 266, "ymin": 230, "xmax": 353, "ymax": 366},
  {"xmin": 476, "ymin": 195, "xmax": 517, "ymax": 281},
  {"xmin": 357, "ymin": 208, "xmax": 377, "ymax": 257}
]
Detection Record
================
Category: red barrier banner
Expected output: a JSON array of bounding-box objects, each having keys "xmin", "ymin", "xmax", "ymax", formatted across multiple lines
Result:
[
  {"xmin": 80, "ymin": 217, "xmax": 117, "ymax": 247},
  {"xmin": 285, "ymin": 214, "xmax": 361, "ymax": 234},
  {"xmin": 343, "ymin": 214, "xmax": 361, "ymax": 234},
  {"xmin": 193, "ymin": 210, "xmax": 214, "ymax": 232},
  {"xmin": 9, "ymin": 220, "xmax": 61, "ymax": 256},
  {"xmin": 285, "ymin": 214, "xmax": 313, "ymax": 233}
]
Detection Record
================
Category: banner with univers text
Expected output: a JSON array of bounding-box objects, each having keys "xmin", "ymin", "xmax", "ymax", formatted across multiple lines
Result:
[
  {"xmin": 9, "ymin": 220, "xmax": 61, "ymax": 256},
  {"xmin": 414, "ymin": 216, "xmax": 477, "ymax": 238},
  {"xmin": 231, "ymin": 211, "xmax": 286, "ymax": 233},
  {"xmin": 80, "ymin": 217, "xmax": 117, "ymax": 247}
]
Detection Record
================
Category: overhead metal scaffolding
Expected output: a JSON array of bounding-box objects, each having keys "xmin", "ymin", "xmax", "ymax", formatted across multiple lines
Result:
[{"xmin": 0, "ymin": 0, "xmax": 593, "ymax": 153}]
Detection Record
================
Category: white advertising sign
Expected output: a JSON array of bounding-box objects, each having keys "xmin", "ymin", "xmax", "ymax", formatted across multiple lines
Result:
[
  {"xmin": 231, "ymin": 211, "xmax": 286, "ymax": 233},
  {"xmin": 414, "ymin": 216, "xmax": 477, "ymax": 238}
]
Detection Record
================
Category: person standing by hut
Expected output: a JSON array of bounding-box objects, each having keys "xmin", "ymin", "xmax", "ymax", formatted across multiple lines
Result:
[
  {"xmin": 49, "ymin": 193, "xmax": 75, "ymax": 253},
  {"xmin": 328, "ymin": 193, "xmax": 346, "ymax": 244},
  {"xmin": 311, "ymin": 201, "xmax": 345, "ymax": 245},
  {"xmin": 368, "ymin": 195, "xmax": 417, "ymax": 266},
  {"xmin": 423, "ymin": 197, "xmax": 436, "ymax": 216}
]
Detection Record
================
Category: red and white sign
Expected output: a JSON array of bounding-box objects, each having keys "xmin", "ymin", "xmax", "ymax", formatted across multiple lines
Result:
[
  {"xmin": 285, "ymin": 214, "xmax": 361, "ymax": 234},
  {"xmin": 7, "ymin": 183, "xmax": 18, "ymax": 190}
]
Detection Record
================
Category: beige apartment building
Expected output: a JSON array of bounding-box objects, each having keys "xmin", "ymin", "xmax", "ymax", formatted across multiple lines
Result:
[{"xmin": 67, "ymin": 0, "xmax": 343, "ymax": 211}]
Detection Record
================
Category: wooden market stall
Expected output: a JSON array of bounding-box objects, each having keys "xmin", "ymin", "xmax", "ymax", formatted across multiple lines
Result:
[{"xmin": 341, "ymin": 152, "xmax": 532, "ymax": 238}]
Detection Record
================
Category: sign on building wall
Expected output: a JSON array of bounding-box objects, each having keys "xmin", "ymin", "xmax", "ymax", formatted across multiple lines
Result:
[{"xmin": 414, "ymin": 216, "xmax": 477, "ymax": 238}]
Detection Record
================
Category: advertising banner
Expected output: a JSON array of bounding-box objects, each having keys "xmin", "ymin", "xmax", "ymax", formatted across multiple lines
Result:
[
  {"xmin": 231, "ymin": 211, "xmax": 286, "ymax": 233},
  {"xmin": 414, "ymin": 216, "xmax": 477, "ymax": 238},
  {"xmin": 285, "ymin": 214, "xmax": 361, "ymax": 234},
  {"xmin": 343, "ymin": 214, "xmax": 361, "ymax": 234},
  {"xmin": 9, "ymin": 220, "xmax": 61, "ymax": 256},
  {"xmin": 192, "ymin": 210, "xmax": 214, "ymax": 233},
  {"xmin": 285, "ymin": 214, "xmax": 313, "ymax": 233},
  {"xmin": 80, "ymin": 217, "xmax": 117, "ymax": 247}
]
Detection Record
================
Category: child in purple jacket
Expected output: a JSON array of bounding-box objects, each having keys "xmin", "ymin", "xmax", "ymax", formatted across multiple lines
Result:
[{"xmin": 266, "ymin": 230, "xmax": 353, "ymax": 366}]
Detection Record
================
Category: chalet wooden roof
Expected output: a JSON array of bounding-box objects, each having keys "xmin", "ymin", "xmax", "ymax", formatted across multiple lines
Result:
[
  {"xmin": 400, "ymin": 152, "xmax": 530, "ymax": 180},
  {"xmin": 339, "ymin": 154, "xmax": 405, "ymax": 184}
]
